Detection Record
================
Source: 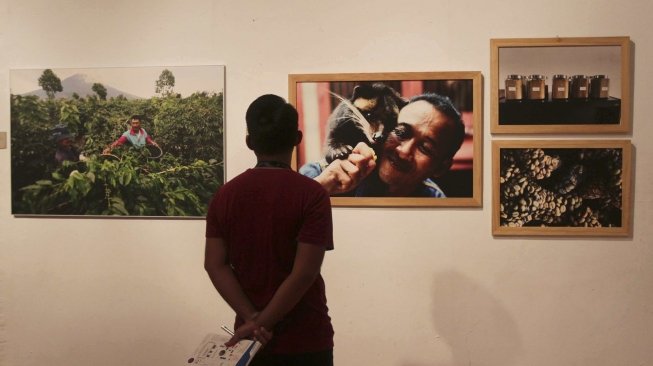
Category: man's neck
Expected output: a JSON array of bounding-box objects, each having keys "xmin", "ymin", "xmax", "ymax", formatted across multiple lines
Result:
[{"xmin": 255, "ymin": 151, "xmax": 293, "ymax": 168}]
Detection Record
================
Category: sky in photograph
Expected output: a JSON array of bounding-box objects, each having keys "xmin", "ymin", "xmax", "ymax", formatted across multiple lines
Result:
[{"xmin": 10, "ymin": 65, "xmax": 224, "ymax": 98}]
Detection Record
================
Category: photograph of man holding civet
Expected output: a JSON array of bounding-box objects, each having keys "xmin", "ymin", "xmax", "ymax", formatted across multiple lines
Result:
[{"xmin": 289, "ymin": 72, "xmax": 481, "ymax": 207}]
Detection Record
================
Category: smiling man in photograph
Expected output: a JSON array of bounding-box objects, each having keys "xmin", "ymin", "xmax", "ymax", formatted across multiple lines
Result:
[{"xmin": 303, "ymin": 93, "xmax": 465, "ymax": 197}]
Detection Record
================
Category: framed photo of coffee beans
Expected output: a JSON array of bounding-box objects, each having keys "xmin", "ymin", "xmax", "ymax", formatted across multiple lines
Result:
[
  {"xmin": 492, "ymin": 140, "xmax": 632, "ymax": 236},
  {"xmin": 490, "ymin": 37, "xmax": 631, "ymax": 134}
]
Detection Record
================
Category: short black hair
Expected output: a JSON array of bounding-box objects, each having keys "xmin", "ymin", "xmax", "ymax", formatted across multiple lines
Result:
[
  {"xmin": 246, "ymin": 94, "xmax": 299, "ymax": 155},
  {"xmin": 130, "ymin": 115, "xmax": 142, "ymax": 121},
  {"xmin": 408, "ymin": 93, "xmax": 465, "ymax": 158}
]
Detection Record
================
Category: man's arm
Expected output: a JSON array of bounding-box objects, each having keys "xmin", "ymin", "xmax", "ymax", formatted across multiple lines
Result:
[
  {"xmin": 313, "ymin": 142, "xmax": 377, "ymax": 195},
  {"xmin": 226, "ymin": 241, "xmax": 325, "ymax": 345},
  {"xmin": 112, "ymin": 135, "xmax": 128, "ymax": 148},
  {"xmin": 204, "ymin": 237, "xmax": 259, "ymax": 321},
  {"xmin": 255, "ymin": 242, "xmax": 325, "ymax": 328},
  {"xmin": 103, "ymin": 136, "xmax": 127, "ymax": 154},
  {"xmin": 146, "ymin": 135, "xmax": 160, "ymax": 147}
]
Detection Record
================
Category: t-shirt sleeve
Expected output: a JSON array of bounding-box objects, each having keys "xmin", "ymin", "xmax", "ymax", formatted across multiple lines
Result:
[
  {"xmin": 205, "ymin": 191, "xmax": 223, "ymax": 238},
  {"xmin": 114, "ymin": 135, "xmax": 128, "ymax": 146},
  {"xmin": 297, "ymin": 186, "xmax": 334, "ymax": 250}
]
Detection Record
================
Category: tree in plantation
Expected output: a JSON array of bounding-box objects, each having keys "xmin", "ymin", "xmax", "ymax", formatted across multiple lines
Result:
[
  {"xmin": 10, "ymin": 95, "xmax": 53, "ymax": 197},
  {"xmin": 153, "ymin": 92, "xmax": 223, "ymax": 165},
  {"xmin": 92, "ymin": 83, "xmax": 108, "ymax": 100},
  {"xmin": 38, "ymin": 69, "xmax": 63, "ymax": 99},
  {"xmin": 155, "ymin": 69, "xmax": 175, "ymax": 96}
]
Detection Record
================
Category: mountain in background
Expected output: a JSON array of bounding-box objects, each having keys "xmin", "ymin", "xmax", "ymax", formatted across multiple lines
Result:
[{"xmin": 20, "ymin": 73, "xmax": 143, "ymax": 100}]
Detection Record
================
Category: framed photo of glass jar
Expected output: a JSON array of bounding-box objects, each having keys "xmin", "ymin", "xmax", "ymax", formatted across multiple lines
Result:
[
  {"xmin": 492, "ymin": 140, "xmax": 632, "ymax": 236},
  {"xmin": 288, "ymin": 71, "xmax": 482, "ymax": 207},
  {"xmin": 490, "ymin": 37, "xmax": 631, "ymax": 134}
]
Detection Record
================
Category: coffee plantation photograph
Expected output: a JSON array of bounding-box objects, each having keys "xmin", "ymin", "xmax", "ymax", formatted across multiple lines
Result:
[{"xmin": 10, "ymin": 65, "xmax": 225, "ymax": 217}]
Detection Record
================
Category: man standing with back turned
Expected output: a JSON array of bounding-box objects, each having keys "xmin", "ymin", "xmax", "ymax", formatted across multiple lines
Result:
[{"xmin": 205, "ymin": 94, "xmax": 335, "ymax": 366}]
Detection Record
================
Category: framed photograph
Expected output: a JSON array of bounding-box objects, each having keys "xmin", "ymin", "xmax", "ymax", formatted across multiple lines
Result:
[
  {"xmin": 289, "ymin": 71, "xmax": 482, "ymax": 207},
  {"xmin": 492, "ymin": 140, "xmax": 632, "ymax": 236},
  {"xmin": 490, "ymin": 36, "xmax": 631, "ymax": 134},
  {"xmin": 10, "ymin": 65, "xmax": 225, "ymax": 217}
]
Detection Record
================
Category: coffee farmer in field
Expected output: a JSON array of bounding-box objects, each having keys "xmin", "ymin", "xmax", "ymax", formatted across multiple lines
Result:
[
  {"xmin": 52, "ymin": 124, "xmax": 81, "ymax": 164},
  {"xmin": 103, "ymin": 115, "xmax": 160, "ymax": 154}
]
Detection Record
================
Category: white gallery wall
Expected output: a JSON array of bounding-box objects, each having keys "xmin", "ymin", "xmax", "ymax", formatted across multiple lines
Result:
[{"xmin": 1, "ymin": 0, "xmax": 652, "ymax": 365}]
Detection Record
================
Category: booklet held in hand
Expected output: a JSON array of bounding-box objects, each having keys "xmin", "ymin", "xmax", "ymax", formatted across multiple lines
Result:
[{"xmin": 186, "ymin": 333, "xmax": 261, "ymax": 366}]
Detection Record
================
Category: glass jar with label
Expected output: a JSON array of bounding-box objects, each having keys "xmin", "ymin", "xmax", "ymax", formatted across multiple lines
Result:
[
  {"xmin": 551, "ymin": 74, "xmax": 569, "ymax": 100},
  {"xmin": 527, "ymin": 74, "xmax": 546, "ymax": 100},
  {"xmin": 505, "ymin": 74, "xmax": 524, "ymax": 100},
  {"xmin": 570, "ymin": 75, "xmax": 590, "ymax": 99},
  {"xmin": 590, "ymin": 75, "xmax": 610, "ymax": 99}
]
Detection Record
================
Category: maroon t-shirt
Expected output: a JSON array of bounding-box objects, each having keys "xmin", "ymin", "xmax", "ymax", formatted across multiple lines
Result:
[{"xmin": 206, "ymin": 168, "xmax": 334, "ymax": 354}]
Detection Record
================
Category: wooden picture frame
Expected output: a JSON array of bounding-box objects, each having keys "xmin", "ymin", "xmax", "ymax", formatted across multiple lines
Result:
[
  {"xmin": 289, "ymin": 72, "xmax": 482, "ymax": 207},
  {"xmin": 492, "ymin": 140, "xmax": 632, "ymax": 236},
  {"xmin": 490, "ymin": 37, "xmax": 631, "ymax": 134}
]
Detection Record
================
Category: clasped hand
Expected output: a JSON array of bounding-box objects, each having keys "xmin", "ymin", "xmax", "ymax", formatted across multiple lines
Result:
[{"xmin": 225, "ymin": 318, "xmax": 273, "ymax": 347}]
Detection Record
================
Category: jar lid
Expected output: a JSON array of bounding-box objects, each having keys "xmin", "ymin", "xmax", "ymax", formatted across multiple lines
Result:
[
  {"xmin": 571, "ymin": 74, "xmax": 587, "ymax": 79},
  {"xmin": 553, "ymin": 74, "xmax": 568, "ymax": 79},
  {"xmin": 528, "ymin": 74, "xmax": 546, "ymax": 80},
  {"xmin": 507, "ymin": 74, "xmax": 523, "ymax": 79},
  {"xmin": 591, "ymin": 74, "xmax": 607, "ymax": 79}
]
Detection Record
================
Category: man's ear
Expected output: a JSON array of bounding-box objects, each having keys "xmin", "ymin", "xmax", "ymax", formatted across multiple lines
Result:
[
  {"xmin": 245, "ymin": 135, "xmax": 254, "ymax": 150},
  {"xmin": 295, "ymin": 130, "xmax": 303, "ymax": 146}
]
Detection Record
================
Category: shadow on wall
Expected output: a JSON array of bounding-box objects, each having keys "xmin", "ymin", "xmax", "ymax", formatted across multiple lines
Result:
[{"xmin": 426, "ymin": 270, "xmax": 522, "ymax": 366}]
